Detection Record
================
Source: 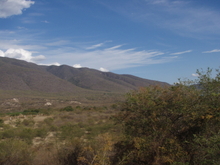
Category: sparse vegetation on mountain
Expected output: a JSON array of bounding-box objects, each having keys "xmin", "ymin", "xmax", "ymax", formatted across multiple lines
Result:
[{"xmin": 0, "ymin": 57, "xmax": 169, "ymax": 102}]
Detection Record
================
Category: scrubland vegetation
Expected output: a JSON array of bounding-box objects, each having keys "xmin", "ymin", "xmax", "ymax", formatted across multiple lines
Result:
[{"xmin": 0, "ymin": 68, "xmax": 220, "ymax": 165}]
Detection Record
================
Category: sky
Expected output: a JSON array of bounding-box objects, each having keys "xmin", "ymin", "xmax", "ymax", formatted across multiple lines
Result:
[{"xmin": 0, "ymin": 0, "xmax": 220, "ymax": 84}]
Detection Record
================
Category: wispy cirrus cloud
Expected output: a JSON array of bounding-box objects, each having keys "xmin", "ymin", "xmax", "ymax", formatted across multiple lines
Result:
[
  {"xmin": 85, "ymin": 41, "xmax": 112, "ymax": 50},
  {"xmin": 202, "ymin": 49, "xmax": 220, "ymax": 53},
  {"xmin": 44, "ymin": 42, "xmax": 174, "ymax": 71},
  {"xmin": 45, "ymin": 40, "xmax": 69, "ymax": 46},
  {"xmin": 100, "ymin": 0, "xmax": 220, "ymax": 36},
  {"xmin": 0, "ymin": 28, "xmax": 177, "ymax": 71},
  {"xmin": 170, "ymin": 50, "xmax": 192, "ymax": 55},
  {"xmin": 0, "ymin": 38, "xmax": 46, "ymax": 51},
  {"xmin": 86, "ymin": 43, "xmax": 104, "ymax": 50},
  {"xmin": 0, "ymin": 0, "xmax": 35, "ymax": 18},
  {"xmin": 0, "ymin": 30, "xmax": 47, "ymax": 50},
  {"xmin": 42, "ymin": 20, "xmax": 49, "ymax": 24}
]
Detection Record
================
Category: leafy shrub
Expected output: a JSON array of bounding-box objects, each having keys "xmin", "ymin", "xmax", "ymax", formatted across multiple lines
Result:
[
  {"xmin": 22, "ymin": 109, "xmax": 40, "ymax": 115},
  {"xmin": 7, "ymin": 112, "xmax": 21, "ymax": 116},
  {"xmin": 59, "ymin": 124, "xmax": 83, "ymax": 140},
  {"xmin": 60, "ymin": 106, "xmax": 74, "ymax": 112},
  {"xmin": 112, "ymin": 68, "xmax": 220, "ymax": 165},
  {"xmin": 18, "ymin": 128, "xmax": 36, "ymax": 144},
  {"xmin": 0, "ymin": 119, "xmax": 3, "ymax": 127},
  {"xmin": 0, "ymin": 119, "xmax": 3, "ymax": 124},
  {"xmin": 35, "ymin": 127, "xmax": 48, "ymax": 138},
  {"xmin": 44, "ymin": 117, "xmax": 54, "ymax": 125},
  {"xmin": 1, "ymin": 128, "xmax": 17, "ymax": 139},
  {"xmin": 76, "ymin": 105, "xmax": 81, "ymax": 109},
  {"xmin": 111, "ymin": 104, "xmax": 118, "ymax": 109}
]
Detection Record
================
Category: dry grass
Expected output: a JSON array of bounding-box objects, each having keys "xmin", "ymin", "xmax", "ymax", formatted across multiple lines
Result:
[{"xmin": 0, "ymin": 105, "xmax": 121, "ymax": 165}]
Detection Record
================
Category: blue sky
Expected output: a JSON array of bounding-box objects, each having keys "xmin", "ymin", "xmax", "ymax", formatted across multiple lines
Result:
[{"xmin": 0, "ymin": 0, "xmax": 220, "ymax": 84}]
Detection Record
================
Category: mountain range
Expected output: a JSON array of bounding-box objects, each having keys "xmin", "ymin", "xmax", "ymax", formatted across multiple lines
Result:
[{"xmin": 0, "ymin": 57, "xmax": 169, "ymax": 101}]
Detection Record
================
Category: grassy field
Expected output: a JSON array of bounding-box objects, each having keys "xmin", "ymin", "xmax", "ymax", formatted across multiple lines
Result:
[
  {"xmin": 0, "ymin": 89, "xmax": 125, "ymax": 113},
  {"xmin": 0, "ymin": 104, "xmax": 122, "ymax": 165}
]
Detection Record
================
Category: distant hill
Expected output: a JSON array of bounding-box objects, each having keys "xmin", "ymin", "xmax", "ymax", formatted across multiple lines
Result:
[
  {"xmin": 0, "ymin": 57, "xmax": 83, "ymax": 93},
  {"xmin": 46, "ymin": 65, "xmax": 168, "ymax": 93},
  {"xmin": 0, "ymin": 57, "xmax": 170, "ymax": 100}
]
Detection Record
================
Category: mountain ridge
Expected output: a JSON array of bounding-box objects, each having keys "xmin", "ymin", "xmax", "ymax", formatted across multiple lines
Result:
[{"xmin": 0, "ymin": 57, "xmax": 170, "ymax": 100}]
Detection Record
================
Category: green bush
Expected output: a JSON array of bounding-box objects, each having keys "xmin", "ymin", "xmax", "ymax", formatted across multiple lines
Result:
[
  {"xmin": 22, "ymin": 109, "xmax": 40, "ymax": 115},
  {"xmin": 18, "ymin": 128, "xmax": 35, "ymax": 144},
  {"xmin": 0, "ymin": 119, "xmax": 3, "ymax": 127},
  {"xmin": 35, "ymin": 127, "xmax": 48, "ymax": 138},
  {"xmin": 60, "ymin": 106, "xmax": 74, "ymax": 112},
  {"xmin": 1, "ymin": 129, "xmax": 17, "ymax": 139},
  {"xmin": 59, "ymin": 124, "xmax": 83, "ymax": 140},
  {"xmin": 76, "ymin": 105, "xmax": 81, "ymax": 109},
  {"xmin": 0, "ymin": 119, "xmax": 3, "ymax": 124},
  {"xmin": 44, "ymin": 117, "xmax": 54, "ymax": 125},
  {"xmin": 111, "ymin": 103, "xmax": 118, "ymax": 109},
  {"xmin": 112, "ymin": 68, "xmax": 220, "ymax": 165},
  {"xmin": 7, "ymin": 112, "xmax": 21, "ymax": 116}
]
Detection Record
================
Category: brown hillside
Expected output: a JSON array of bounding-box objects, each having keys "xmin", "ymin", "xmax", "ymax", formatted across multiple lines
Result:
[
  {"xmin": 0, "ymin": 57, "xmax": 85, "ymax": 93},
  {"xmin": 46, "ymin": 65, "xmax": 170, "ymax": 92},
  {"xmin": 0, "ymin": 57, "xmax": 170, "ymax": 101}
]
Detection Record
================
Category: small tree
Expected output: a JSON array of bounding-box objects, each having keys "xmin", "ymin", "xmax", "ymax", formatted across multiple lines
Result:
[{"xmin": 112, "ymin": 68, "xmax": 220, "ymax": 165}]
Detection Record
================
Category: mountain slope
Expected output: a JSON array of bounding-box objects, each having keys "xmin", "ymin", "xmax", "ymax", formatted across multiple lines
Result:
[
  {"xmin": 0, "ymin": 57, "xmax": 170, "ymax": 99},
  {"xmin": 0, "ymin": 57, "xmax": 85, "ymax": 93},
  {"xmin": 46, "ymin": 65, "xmax": 169, "ymax": 92}
]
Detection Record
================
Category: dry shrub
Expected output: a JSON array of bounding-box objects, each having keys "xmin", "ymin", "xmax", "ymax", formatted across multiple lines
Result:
[
  {"xmin": 56, "ymin": 133, "xmax": 115, "ymax": 165},
  {"xmin": 32, "ymin": 143, "xmax": 59, "ymax": 165},
  {"xmin": 0, "ymin": 139, "xmax": 33, "ymax": 165},
  {"xmin": 93, "ymin": 133, "xmax": 114, "ymax": 165},
  {"xmin": 112, "ymin": 68, "xmax": 220, "ymax": 165},
  {"xmin": 57, "ymin": 139, "xmax": 95, "ymax": 165}
]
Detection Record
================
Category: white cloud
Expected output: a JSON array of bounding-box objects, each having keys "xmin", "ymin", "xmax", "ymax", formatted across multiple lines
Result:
[
  {"xmin": 0, "ymin": 48, "xmax": 45, "ymax": 62},
  {"xmin": 0, "ymin": 38, "xmax": 176, "ymax": 71},
  {"xmin": 73, "ymin": 64, "xmax": 82, "ymax": 68},
  {"xmin": 52, "ymin": 62, "xmax": 61, "ymax": 66},
  {"xmin": 100, "ymin": 67, "xmax": 109, "ymax": 72},
  {"xmin": 85, "ymin": 41, "xmax": 112, "ymax": 50},
  {"xmin": 31, "ymin": 55, "xmax": 45, "ymax": 61},
  {"xmin": 40, "ymin": 62, "xmax": 60, "ymax": 66},
  {"xmin": 202, "ymin": 49, "xmax": 220, "ymax": 53},
  {"xmin": 86, "ymin": 43, "xmax": 104, "ymax": 50},
  {"xmin": 106, "ymin": 45, "xmax": 123, "ymax": 50},
  {"xmin": 0, "ymin": 0, "xmax": 35, "ymax": 18},
  {"xmin": 46, "ymin": 43, "xmax": 173, "ymax": 71},
  {"xmin": 170, "ymin": 50, "xmax": 192, "ymax": 55},
  {"xmin": 0, "ymin": 50, "xmax": 4, "ymax": 57},
  {"xmin": 192, "ymin": 73, "xmax": 199, "ymax": 77}
]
